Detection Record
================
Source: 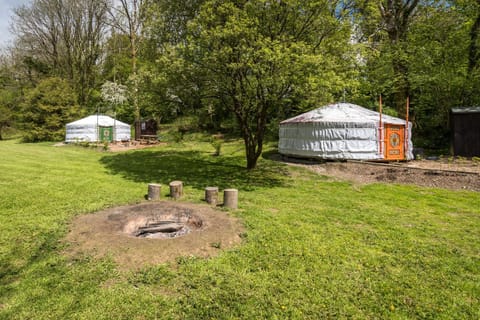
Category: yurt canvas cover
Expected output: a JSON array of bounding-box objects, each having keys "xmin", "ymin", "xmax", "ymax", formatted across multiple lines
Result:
[
  {"xmin": 65, "ymin": 115, "xmax": 131, "ymax": 143},
  {"xmin": 279, "ymin": 103, "xmax": 413, "ymax": 161}
]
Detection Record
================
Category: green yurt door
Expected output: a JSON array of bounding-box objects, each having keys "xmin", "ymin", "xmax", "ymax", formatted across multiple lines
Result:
[{"xmin": 99, "ymin": 126, "xmax": 113, "ymax": 142}]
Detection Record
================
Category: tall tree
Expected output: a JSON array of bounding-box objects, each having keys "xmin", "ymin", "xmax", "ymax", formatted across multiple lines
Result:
[
  {"xmin": 108, "ymin": 0, "xmax": 145, "ymax": 130},
  {"xmin": 407, "ymin": 3, "xmax": 471, "ymax": 149},
  {"xmin": 354, "ymin": 1, "xmax": 420, "ymax": 112},
  {"xmin": 144, "ymin": 0, "xmax": 205, "ymax": 48},
  {"xmin": 20, "ymin": 77, "xmax": 82, "ymax": 142},
  {"xmin": 462, "ymin": 0, "xmax": 480, "ymax": 105},
  {"xmin": 140, "ymin": 0, "xmax": 211, "ymax": 125},
  {"xmin": 11, "ymin": 0, "xmax": 110, "ymax": 107},
  {"xmin": 356, "ymin": 0, "xmax": 479, "ymax": 150},
  {"xmin": 185, "ymin": 0, "xmax": 354, "ymax": 169},
  {"xmin": 379, "ymin": 0, "xmax": 419, "ymax": 115},
  {"xmin": 467, "ymin": 0, "xmax": 480, "ymax": 74},
  {"xmin": 0, "ymin": 54, "xmax": 21, "ymax": 140}
]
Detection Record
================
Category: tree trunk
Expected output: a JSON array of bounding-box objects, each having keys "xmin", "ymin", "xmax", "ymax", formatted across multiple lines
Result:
[
  {"xmin": 245, "ymin": 137, "xmax": 261, "ymax": 170},
  {"xmin": 380, "ymin": 0, "xmax": 419, "ymax": 116},
  {"xmin": 205, "ymin": 187, "xmax": 218, "ymax": 205},
  {"xmin": 147, "ymin": 183, "xmax": 161, "ymax": 201},
  {"xmin": 233, "ymin": 100, "xmax": 262, "ymax": 170},
  {"xmin": 131, "ymin": 33, "xmax": 139, "ymax": 124},
  {"xmin": 136, "ymin": 223, "xmax": 183, "ymax": 236},
  {"xmin": 246, "ymin": 149, "xmax": 258, "ymax": 170},
  {"xmin": 468, "ymin": 10, "xmax": 480, "ymax": 74},
  {"xmin": 241, "ymin": 114, "xmax": 266, "ymax": 170},
  {"xmin": 223, "ymin": 189, "xmax": 238, "ymax": 209},
  {"xmin": 169, "ymin": 181, "xmax": 183, "ymax": 199},
  {"xmin": 392, "ymin": 56, "xmax": 410, "ymax": 116}
]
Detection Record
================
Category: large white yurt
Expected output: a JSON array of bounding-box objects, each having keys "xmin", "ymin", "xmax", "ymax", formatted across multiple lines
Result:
[
  {"xmin": 65, "ymin": 115, "xmax": 131, "ymax": 143},
  {"xmin": 278, "ymin": 103, "xmax": 413, "ymax": 161}
]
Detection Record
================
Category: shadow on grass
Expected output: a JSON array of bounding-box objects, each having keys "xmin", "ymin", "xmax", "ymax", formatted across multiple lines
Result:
[
  {"xmin": 0, "ymin": 230, "xmax": 61, "ymax": 301},
  {"xmin": 99, "ymin": 149, "xmax": 289, "ymax": 191}
]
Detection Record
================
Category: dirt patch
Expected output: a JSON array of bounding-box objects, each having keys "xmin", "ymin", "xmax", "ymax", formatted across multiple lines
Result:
[
  {"xmin": 54, "ymin": 141, "xmax": 166, "ymax": 152},
  {"xmin": 107, "ymin": 141, "xmax": 167, "ymax": 152},
  {"xmin": 282, "ymin": 157, "xmax": 480, "ymax": 192},
  {"xmin": 64, "ymin": 201, "xmax": 244, "ymax": 270}
]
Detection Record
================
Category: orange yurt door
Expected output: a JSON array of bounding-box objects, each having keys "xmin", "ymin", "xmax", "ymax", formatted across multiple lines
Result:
[{"xmin": 384, "ymin": 124, "xmax": 405, "ymax": 160}]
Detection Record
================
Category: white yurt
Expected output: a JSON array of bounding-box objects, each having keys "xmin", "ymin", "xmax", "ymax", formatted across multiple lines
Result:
[
  {"xmin": 278, "ymin": 103, "xmax": 413, "ymax": 161},
  {"xmin": 65, "ymin": 115, "xmax": 131, "ymax": 143}
]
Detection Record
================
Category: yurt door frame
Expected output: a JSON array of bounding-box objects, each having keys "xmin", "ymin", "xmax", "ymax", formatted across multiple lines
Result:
[
  {"xmin": 99, "ymin": 126, "xmax": 113, "ymax": 142},
  {"xmin": 384, "ymin": 124, "xmax": 405, "ymax": 160}
]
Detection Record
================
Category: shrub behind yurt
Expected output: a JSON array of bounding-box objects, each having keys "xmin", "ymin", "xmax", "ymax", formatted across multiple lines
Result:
[
  {"xmin": 278, "ymin": 103, "xmax": 413, "ymax": 161},
  {"xmin": 65, "ymin": 115, "xmax": 131, "ymax": 143}
]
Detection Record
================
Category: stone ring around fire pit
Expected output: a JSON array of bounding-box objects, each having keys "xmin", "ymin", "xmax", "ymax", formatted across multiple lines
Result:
[{"xmin": 64, "ymin": 201, "xmax": 244, "ymax": 270}]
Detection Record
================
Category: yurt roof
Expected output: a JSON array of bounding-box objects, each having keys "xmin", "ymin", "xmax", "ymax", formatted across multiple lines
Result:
[
  {"xmin": 66, "ymin": 115, "xmax": 130, "ymax": 127},
  {"xmin": 280, "ymin": 103, "xmax": 407, "ymax": 125}
]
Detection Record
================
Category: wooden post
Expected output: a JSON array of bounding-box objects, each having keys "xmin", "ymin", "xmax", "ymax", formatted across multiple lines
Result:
[
  {"xmin": 223, "ymin": 189, "xmax": 238, "ymax": 209},
  {"xmin": 379, "ymin": 95, "xmax": 383, "ymax": 156},
  {"xmin": 169, "ymin": 181, "xmax": 183, "ymax": 199},
  {"xmin": 405, "ymin": 96, "xmax": 410, "ymax": 159},
  {"xmin": 205, "ymin": 187, "xmax": 219, "ymax": 205},
  {"xmin": 147, "ymin": 183, "xmax": 161, "ymax": 201}
]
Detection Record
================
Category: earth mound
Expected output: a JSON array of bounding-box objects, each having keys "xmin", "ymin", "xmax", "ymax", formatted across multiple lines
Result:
[{"xmin": 65, "ymin": 201, "xmax": 244, "ymax": 269}]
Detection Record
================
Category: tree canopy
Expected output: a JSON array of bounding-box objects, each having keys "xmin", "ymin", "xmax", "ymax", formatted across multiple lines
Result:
[
  {"xmin": 1, "ymin": 0, "xmax": 479, "ymax": 165},
  {"xmin": 20, "ymin": 77, "xmax": 82, "ymax": 142},
  {"xmin": 180, "ymin": 0, "xmax": 355, "ymax": 168}
]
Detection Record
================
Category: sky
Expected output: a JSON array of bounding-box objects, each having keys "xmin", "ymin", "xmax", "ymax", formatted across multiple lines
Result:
[{"xmin": 0, "ymin": 0, "xmax": 31, "ymax": 48}]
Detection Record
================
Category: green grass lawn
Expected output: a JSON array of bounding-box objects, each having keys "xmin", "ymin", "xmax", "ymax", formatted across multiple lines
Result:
[{"xmin": 0, "ymin": 138, "xmax": 479, "ymax": 319}]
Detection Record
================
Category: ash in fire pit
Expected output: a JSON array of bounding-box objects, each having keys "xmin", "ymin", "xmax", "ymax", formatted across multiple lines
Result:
[
  {"xmin": 136, "ymin": 221, "xmax": 187, "ymax": 238},
  {"xmin": 122, "ymin": 207, "xmax": 203, "ymax": 239}
]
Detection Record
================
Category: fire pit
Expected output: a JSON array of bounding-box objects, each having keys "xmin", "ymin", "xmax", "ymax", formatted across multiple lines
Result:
[
  {"xmin": 122, "ymin": 208, "xmax": 203, "ymax": 239},
  {"xmin": 65, "ymin": 201, "xmax": 244, "ymax": 269}
]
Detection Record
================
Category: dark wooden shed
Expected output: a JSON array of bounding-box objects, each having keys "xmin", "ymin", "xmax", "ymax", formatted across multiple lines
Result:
[
  {"xmin": 451, "ymin": 107, "xmax": 480, "ymax": 157},
  {"xmin": 140, "ymin": 119, "xmax": 158, "ymax": 136},
  {"xmin": 134, "ymin": 119, "xmax": 158, "ymax": 140}
]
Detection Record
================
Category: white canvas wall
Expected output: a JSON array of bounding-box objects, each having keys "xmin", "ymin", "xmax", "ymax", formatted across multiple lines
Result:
[
  {"xmin": 279, "ymin": 122, "xmax": 383, "ymax": 160},
  {"xmin": 65, "ymin": 115, "xmax": 131, "ymax": 143},
  {"xmin": 278, "ymin": 103, "xmax": 413, "ymax": 160}
]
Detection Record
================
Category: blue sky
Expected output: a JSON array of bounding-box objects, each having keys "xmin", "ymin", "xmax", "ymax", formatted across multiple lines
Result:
[{"xmin": 0, "ymin": 0, "xmax": 31, "ymax": 48}]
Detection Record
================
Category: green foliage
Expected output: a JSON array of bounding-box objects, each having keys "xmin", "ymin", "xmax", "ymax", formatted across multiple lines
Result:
[
  {"xmin": 102, "ymin": 141, "xmax": 110, "ymax": 151},
  {"xmin": 5, "ymin": 0, "xmax": 480, "ymax": 157},
  {"xmin": 354, "ymin": 1, "xmax": 480, "ymax": 151},
  {"xmin": 20, "ymin": 77, "xmax": 82, "ymax": 142},
  {"xmin": 12, "ymin": 0, "xmax": 109, "ymax": 107},
  {"xmin": 210, "ymin": 135, "xmax": 224, "ymax": 156},
  {"xmin": 0, "ymin": 61, "xmax": 23, "ymax": 140},
  {"xmin": 0, "ymin": 139, "xmax": 479, "ymax": 319},
  {"xmin": 102, "ymin": 34, "xmax": 133, "ymax": 84},
  {"xmin": 184, "ymin": 0, "xmax": 354, "ymax": 168},
  {"xmin": 407, "ymin": 4, "xmax": 471, "ymax": 150},
  {"xmin": 101, "ymin": 81, "xmax": 128, "ymax": 106},
  {"xmin": 0, "ymin": 92, "xmax": 16, "ymax": 140}
]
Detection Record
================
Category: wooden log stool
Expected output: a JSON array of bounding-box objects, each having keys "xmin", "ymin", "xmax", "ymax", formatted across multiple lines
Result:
[
  {"xmin": 205, "ymin": 187, "xmax": 219, "ymax": 205},
  {"xmin": 147, "ymin": 183, "xmax": 161, "ymax": 201},
  {"xmin": 223, "ymin": 188, "xmax": 238, "ymax": 209},
  {"xmin": 169, "ymin": 181, "xmax": 183, "ymax": 199}
]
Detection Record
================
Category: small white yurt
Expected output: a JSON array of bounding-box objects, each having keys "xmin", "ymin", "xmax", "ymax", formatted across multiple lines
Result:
[
  {"xmin": 65, "ymin": 115, "xmax": 131, "ymax": 143},
  {"xmin": 278, "ymin": 103, "xmax": 413, "ymax": 161}
]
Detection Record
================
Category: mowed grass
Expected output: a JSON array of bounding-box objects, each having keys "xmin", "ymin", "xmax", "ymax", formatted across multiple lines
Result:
[{"xmin": 0, "ymin": 138, "xmax": 479, "ymax": 319}]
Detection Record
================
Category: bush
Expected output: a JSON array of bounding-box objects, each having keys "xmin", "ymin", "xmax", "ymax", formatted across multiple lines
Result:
[
  {"xmin": 21, "ymin": 77, "xmax": 82, "ymax": 142},
  {"xmin": 210, "ymin": 135, "xmax": 224, "ymax": 156}
]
